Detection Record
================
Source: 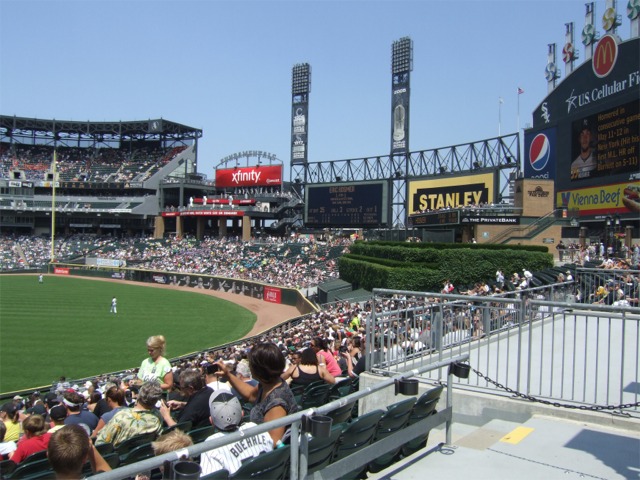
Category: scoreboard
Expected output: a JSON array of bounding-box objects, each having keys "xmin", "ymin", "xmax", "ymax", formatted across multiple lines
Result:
[
  {"xmin": 304, "ymin": 181, "xmax": 388, "ymax": 227},
  {"xmin": 408, "ymin": 210, "xmax": 460, "ymax": 226}
]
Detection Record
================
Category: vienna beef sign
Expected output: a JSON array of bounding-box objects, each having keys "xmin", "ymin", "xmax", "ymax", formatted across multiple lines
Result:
[
  {"xmin": 215, "ymin": 165, "xmax": 282, "ymax": 188},
  {"xmin": 408, "ymin": 173, "xmax": 495, "ymax": 213}
]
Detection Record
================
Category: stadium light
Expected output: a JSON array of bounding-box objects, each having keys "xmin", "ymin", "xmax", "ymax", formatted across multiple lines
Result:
[
  {"xmin": 292, "ymin": 63, "xmax": 311, "ymax": 95},
  {"xmin": 392, "ymin": 37, "xmax": 413, "ymax": 74}
]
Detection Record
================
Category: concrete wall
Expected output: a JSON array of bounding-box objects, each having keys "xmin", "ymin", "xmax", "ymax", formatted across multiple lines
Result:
[{"xmin": 358, "ymin": 372, "xmax": 639, "ymax": 433}]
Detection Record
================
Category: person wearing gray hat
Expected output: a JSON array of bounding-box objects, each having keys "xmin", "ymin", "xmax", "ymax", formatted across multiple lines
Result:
[{"xmin": 199, "ymin": 390, "xmax": 273, "ymax": 476}]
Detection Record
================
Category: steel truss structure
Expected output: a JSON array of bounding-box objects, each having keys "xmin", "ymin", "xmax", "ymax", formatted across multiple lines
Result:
[
  {"xmin": 0, "ymin": 115, "xmax": 202, "ymax": 148},
  {"xmin": 292, "ymin": 132, "xmax": 520, "ymax": 228}
]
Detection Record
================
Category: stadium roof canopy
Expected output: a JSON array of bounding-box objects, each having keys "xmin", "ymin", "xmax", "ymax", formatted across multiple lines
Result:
[{"xmin": 0, "ymin": 115, "xmax": 202, "ymax": 143}]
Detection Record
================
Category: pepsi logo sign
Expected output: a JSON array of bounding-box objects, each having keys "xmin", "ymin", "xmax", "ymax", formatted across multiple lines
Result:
[{"xmin": 529, "ymin": 133, "xmax": 551, "ymax": 171}]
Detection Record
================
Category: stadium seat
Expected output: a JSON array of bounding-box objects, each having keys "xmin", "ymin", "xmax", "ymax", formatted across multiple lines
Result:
[
  {"xmin": 115, "ymin": 431, "xmax": 158, "ymax": 460},
  {"xmin": 305, "ymin": 425, "xmax": 343, "ymax": 475},
  {"xmin": 120, "ymin": 442, "xmax": 156, "ymax": 466},
  {"xmin": 6, "ymin": 458, "xmax": 51, "ymax": 479},
  {"xmin": 331, "ymin": 409, "xmax": 384, "ymax": 478},
  {"xmin": 12, "ymin": 469, "xmax": 55, "ymax": 480},
  {"xmin": 240, "ymin": 401, "xmax": 254, "ymax": 418},
  {"xmin": 187, "ymin": 425, "xmax": 215, "ymax": 444},
  {"xmin": 200, "ymin": 468, "xmax": 230, "ymax": 480},
  {"xmin": 94, "ymin": 442, "xmax": 114, "ymax": 456},
  {"xmin": 298, "ymin": 382, "xmax": 332, "ymax": 410},
  {"xmin": 0, "ymin": 458, "xmax": 16, "ymax": 477},
  {"xmin": 18, "ymin": 449, "xmax": 48, "ymax": 465},
  {"xmin": 292, "ymin": 380, "xmax": 326, "ymax": 403},
  {"xmin": 325, "ymin": 401, "xmax": 356, "ymax": 424},
  {"xmin": 368, "ymin": 397, "xmax": 417, "ymax": 473},
  {"xmin": 326, "ymin": 378, "xmax": 353, "ymax": 401},
  {"xmin": 331, "ymin": 409, "xmax": 385, "ymax": 479},
  {"xmin": 162, "ymin": 420, "xmax": 192, "ymax": 435},
  {"xmin": 228, "ymin": 444, "xmax": 290, "ymax": 480},
  {"xmin": 81, "ymin": 452, "xmax": 120, "ymax": 476},
  {"xmin": 289, "ymin": 382, "xmax": 308, "ymax": 397},
  {"xmin": 401, "ymin": 385, "xmax": 444, "ymax": 457}
]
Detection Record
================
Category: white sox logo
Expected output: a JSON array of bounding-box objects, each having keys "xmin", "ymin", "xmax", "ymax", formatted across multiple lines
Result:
[{"xmin": 541, "ymin": 102, "xmax": 551, "ymax": 123}]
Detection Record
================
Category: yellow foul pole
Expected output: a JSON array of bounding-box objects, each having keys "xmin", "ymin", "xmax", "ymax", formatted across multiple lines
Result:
[{"xmin": 50, "ymin": 150, "xmax": 57, "ymax": 264}]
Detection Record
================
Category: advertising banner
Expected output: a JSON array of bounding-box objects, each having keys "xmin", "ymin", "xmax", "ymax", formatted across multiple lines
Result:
[
  {"xmin": 291, "ymin": 104, "xmax": 309, "ymax": 164},
  {"xmin": 391, "ymin": 86, "xmax": 409, "ymax": 155},
  {"xmin": 54, "ymin": 267, "xmax": 70, "ymax": 275},
  {"xmin": 264, "ymin": 286, "xmax": 282, "ymax": 304},
  {"xmin": 215, "ymin": 165, "xmax": 282, "ymax": 188},
  {"xmin": 557, "ymin": 180, "xmax": 640, "ymax": 215},
  {"xmin": 460, "ymin": 216, "xmax": 520, "ymax": 225},
  {"xmin": 162, "ymin": 210, "xmax": 244, "ymax": 217},
  {"xmin": 524, "ymin": 127, "xmax": 557, "ymax": 180},
  {"xmin": 408, "ymin": 173, "xmax": 495, "ymax": 214}
]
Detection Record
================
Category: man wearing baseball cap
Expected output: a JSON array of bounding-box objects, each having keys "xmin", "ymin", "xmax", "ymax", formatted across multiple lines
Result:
[
  {"xmin": 48, "ymin": 405, "xmax": 68, "ymax": 434},
  {"xmin": 570, "ymin": 118, "xmax": 597, "ymax": 179},
  {"xmin": 199, "ymin": 390, "xmax": 273, "ymax": 476}
]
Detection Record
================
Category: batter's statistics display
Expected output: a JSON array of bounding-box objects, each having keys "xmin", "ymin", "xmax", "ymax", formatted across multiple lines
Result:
[
  {"xmin": 304, "ymin": 181, "xmax": 388, "ymax": 227},
  {"xmin": 570, "ymin": 100, "xmax": 639, "ymax": 182}
]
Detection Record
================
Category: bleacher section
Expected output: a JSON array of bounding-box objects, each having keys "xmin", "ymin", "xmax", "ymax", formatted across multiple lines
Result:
[{"xmin": 0, "ymin": 143, "xmax": 187, "ymax": 184}]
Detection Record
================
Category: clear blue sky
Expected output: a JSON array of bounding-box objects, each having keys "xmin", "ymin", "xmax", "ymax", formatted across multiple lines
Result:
[{"xmin": 0, "ymin": 0, "xmax": 634, "ymax": 180}]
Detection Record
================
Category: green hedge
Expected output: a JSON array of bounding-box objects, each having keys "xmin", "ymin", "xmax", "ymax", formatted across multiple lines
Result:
[
  {"xmin": 344, "ymin": 253, "xmax": 438, "ymax": 270},
  {"xmin": 339, "ymin": 241, "xmax": 553, "ymax": 292}
]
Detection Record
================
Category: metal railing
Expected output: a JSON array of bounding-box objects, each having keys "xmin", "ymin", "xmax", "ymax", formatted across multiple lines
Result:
[
  {"xmin": 93, "ymin": 354, "xmax": 467, "ymax": 480},
  {"xmin": 492, "ymin": 208, "xmax": 560, "ymax": 244},
  {"xmin": 368, "ymin": 283, "xmax": 639, "ymax": 415}
]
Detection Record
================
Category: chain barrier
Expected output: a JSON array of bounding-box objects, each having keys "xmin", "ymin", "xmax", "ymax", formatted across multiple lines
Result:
[{"xmin": 471, "ymin": 367, "xmax": 640, "ymax": 412}]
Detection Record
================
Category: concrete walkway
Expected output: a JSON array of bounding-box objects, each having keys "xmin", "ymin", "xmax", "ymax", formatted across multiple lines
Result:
[{"xmin": 369, "ymin": 413, "xmax": 640, "ymax": 480}]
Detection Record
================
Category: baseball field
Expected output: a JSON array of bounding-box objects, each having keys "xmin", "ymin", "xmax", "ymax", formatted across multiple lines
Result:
[{"xmin": 0, "ymin": 275, "xmax": 258, "ymax": 394}]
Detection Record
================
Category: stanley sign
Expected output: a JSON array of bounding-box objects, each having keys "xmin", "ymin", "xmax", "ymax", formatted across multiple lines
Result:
[{"xmin": 408, "ymin": 172, "xmax": 495, "ymax": 213}]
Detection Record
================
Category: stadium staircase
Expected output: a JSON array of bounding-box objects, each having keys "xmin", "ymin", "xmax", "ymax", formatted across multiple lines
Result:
[
  {"xmin": 493, "ymin": 209, "xmax": 562, "ymax": 244},
  {"xmin": 13, "ymin": 244, "xmax": 28, "ymax": 266}
]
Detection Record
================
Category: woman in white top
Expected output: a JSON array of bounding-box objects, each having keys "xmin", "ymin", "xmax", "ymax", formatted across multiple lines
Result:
[{"xmin": 136, "ymin": 335, "xmax": 174, "ymax": 391}]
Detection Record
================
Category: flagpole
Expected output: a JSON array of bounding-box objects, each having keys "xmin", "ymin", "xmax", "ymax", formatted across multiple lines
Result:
[
  {"xmin": 517, "ymin": 87, "xmax": 524, "ymax": 161},
  {"xmin": 517, "ymin": 90, "xmax": 521, "ymax": 137},
  {"xmin": 498, "ymin": 97, "xmax": 503, "ymax": 136}
]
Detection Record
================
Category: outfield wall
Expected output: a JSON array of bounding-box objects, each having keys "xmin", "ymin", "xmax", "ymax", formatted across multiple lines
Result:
[{"xmin": 47, "ymin": 263, "xmax": 317, "ymax": 315}]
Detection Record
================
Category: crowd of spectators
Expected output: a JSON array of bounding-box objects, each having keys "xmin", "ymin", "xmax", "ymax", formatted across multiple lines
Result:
[
  {"xmin": 0, "ymin": 143, "xmax": 186, "ymax": 184},
  {"xmin": 0, "ymin": 234, "xmax": 349, "ymax": 290},
  {"xmin": 0, "ymin": 234, "xmax": 115, "ymax": 271}
]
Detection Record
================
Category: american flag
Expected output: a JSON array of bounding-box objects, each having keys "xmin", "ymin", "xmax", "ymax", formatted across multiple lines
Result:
[{"xmin": 517, "ymin": 87, "xmax": 524, "ymax": 94}]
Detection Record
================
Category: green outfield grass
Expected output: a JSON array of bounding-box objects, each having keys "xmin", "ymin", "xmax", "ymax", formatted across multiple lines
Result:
[{"xmin": 0, "ymin": 275, "xmax": 256, "ymax": 394}]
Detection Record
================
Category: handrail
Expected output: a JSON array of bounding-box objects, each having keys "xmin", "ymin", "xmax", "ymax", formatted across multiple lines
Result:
[
  {"xmin": 492, "ymin": 208, "xmax": 559, "ymax": 244},
  {"xmin": 92, "ymin": 354, "xmax": 468, "ymax": 480}
]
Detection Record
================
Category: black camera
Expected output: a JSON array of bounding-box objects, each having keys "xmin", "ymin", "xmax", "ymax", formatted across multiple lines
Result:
[
  {"xmin": 339, "ymin": 345, "xmax": 348, "ymax": 353},
  {"xmin": 205, "ymin": 363, "xmax": 220, "ymax": 375}
]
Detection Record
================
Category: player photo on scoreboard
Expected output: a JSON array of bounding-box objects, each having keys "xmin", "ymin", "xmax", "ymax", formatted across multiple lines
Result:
[{"xmin": 570, "ymin": 100, "xmax": 639, "ymax": 182}]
